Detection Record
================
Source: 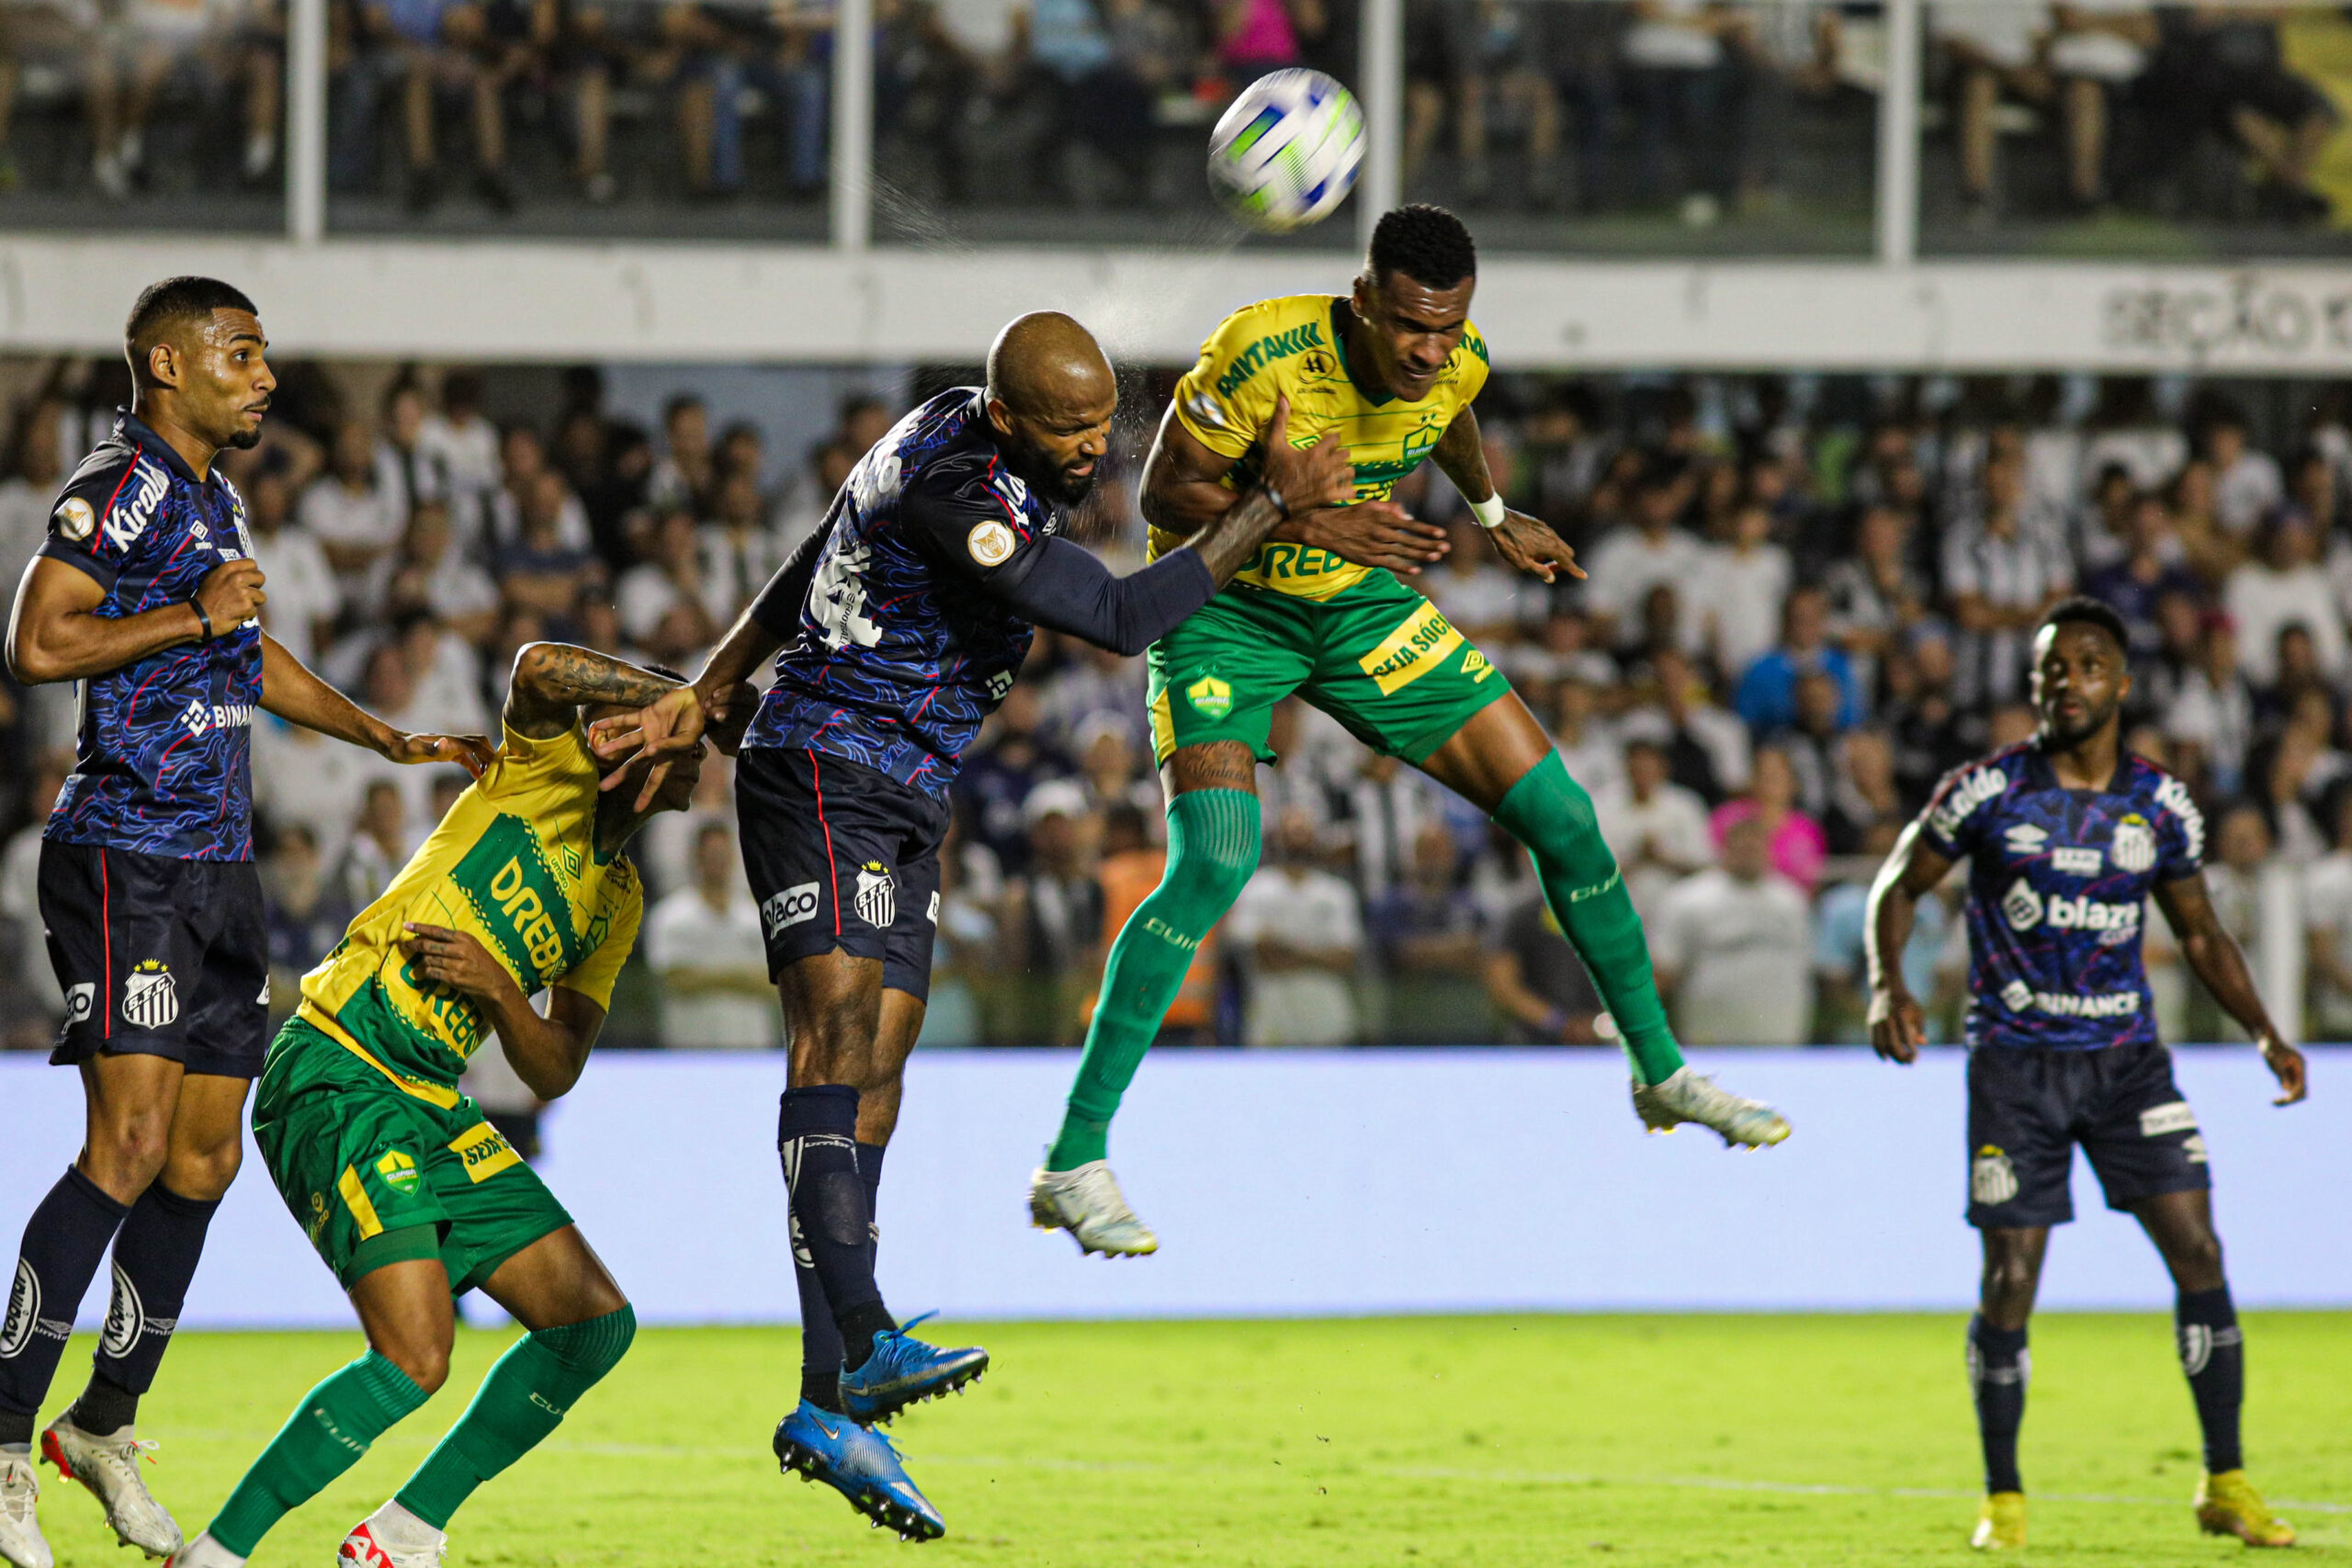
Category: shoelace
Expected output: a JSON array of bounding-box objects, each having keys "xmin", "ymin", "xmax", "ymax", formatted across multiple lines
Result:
[{"xmin": 0, "ymin": 1461, "xmax": 37, "ymax": 1520}]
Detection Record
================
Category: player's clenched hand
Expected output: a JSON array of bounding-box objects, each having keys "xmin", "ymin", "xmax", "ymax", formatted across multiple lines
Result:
[
  {"xmin": 1867, "ymin": 987, "xmax": 1924, "ymax": 1065},
  {"xmin": 1259, "ymin": 395, "xmax": 1355, "ymax": 513},
  {"xmin": 1288, "ymin": 501, "xmax": 1451, "ymax": 574},
  {"xmin": 196, "ymin": 558, "xmax": 266, "ymax": 630},
  {"xmin": 1486, "ymin": 508, "xmax": 1586, "ymax": 585},
  {"xmin": 401, "ymin": 922, "xmax": 513, "ymax": 1003},
  {"xmin": 387, "ymin": 733, "xmax": 496, "ymax": 777},
  {"xmin": 2258, "ymin": 1029, "xmax": 2308, "ymax": 1106}
]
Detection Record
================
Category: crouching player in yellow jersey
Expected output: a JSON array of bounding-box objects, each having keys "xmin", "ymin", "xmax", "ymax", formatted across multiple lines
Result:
[
  {"xmin": 167, "ymin": 643, "xmax": 730, "ymax": 1568},
  {"xmin": 1031, "ymin": 206, "xmax": 1792, "ymax": 1255}
]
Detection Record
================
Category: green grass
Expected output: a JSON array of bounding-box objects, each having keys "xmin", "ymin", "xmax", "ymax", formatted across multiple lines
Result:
[{"xmin": 28, "ymin": 1314, "xmax": 2352, "ymax": 1565}]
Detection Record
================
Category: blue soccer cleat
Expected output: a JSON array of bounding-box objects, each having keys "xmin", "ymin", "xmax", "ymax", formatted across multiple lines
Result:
[
  {"xmin": 838, "ymin": 1313, "xmax": 989, "ymax": 1425},
  {"xmin": 774, "ymin": 1399, "xmax": 945, "ymax": 1542}
]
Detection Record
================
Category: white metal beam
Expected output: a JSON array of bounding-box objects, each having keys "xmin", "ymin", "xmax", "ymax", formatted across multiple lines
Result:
[
  {"xmin": 1875, "ymin": 0, "xmax": 1922, "ymax": 266},
  {"xmin": 1357, "ymin": 0, "xmax": 1404, "ymax": 253},
  {"xmin": 831, "ymin": 0, "xmax": 875, "ymax": 252},
  {"xmin": 286, "ymin": 0, "xmax": 326, "ymax": 245}
]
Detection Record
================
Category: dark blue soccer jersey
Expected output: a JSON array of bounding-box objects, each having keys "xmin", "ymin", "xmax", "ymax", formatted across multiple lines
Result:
[
  {"xmin": 744, "ymin": 389, "xmax": 1065, "ymax": 795},
  {"xmin": 1919, "ymin": 742, "xmax": 2205, "ymax": 1051},
  {"xmin": 35, "ymin": 411, "xmax": 262, "ymax": 863}
]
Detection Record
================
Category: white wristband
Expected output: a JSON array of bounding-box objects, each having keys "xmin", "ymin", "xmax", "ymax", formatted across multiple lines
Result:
[{"xmin": 1469, "ymin": 492, "xmax": 1506, "ymax": 529}]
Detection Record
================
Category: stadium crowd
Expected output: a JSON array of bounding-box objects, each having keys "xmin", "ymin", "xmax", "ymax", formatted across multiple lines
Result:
[
  {"xmin": 0, "ymin": 0, "xmax": 2336, "ymax": 229},
  {"xmin": 2, "ymin": 360, "xmax": 2351, "ymax": 1052}
]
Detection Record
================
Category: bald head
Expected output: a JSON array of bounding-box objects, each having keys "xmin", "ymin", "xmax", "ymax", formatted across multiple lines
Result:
[
  {"xmin": 986, "ymin": 311, "xmax": 1114, "ymax": 415},
  {"xmin": 984, "ymin": 311, "xmax": 1118, "ymax": 505}
]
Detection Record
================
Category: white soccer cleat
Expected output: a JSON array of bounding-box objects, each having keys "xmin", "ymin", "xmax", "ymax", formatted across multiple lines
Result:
[
  {"xmin": 338, "ymin": 1503, "xmax": 447, "ymax": 1567},
  {"xmin": 0, "ymin": 1450, "xmax": 52, "ymax": 1568},
  {"xmin": 40, "ymin": 1415, "xmax": 179, "ymax": 1559},
  {"xmin": 1029, "ymin": 1161, "xmax": 1159, "ymax": 1257},
  {"xmin": 163, "ymin": 1530, "xmax": 244, "ymax": 1567},
  {"xmin": 1632, "ymin": 1066, "xmax": 1792, "ymax": 1149}
]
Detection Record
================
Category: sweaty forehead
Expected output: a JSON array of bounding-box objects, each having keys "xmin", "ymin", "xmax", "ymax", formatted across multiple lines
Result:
[
  {"xmin": 1374, "ymin": 274, "xmax": 1474, "ymax": 327},
  {"xmin": 2037, "ymin": 620, "xmax": 2120, "ymax": 660}
]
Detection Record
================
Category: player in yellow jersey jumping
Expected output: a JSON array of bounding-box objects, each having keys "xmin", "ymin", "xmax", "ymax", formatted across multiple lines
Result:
[
  {"xmin": 1031, "ymin": 206, "xmax": 1792, "ymax": 1255},
  {"xmin": 168, "ymin": 643, "xmax": 741, "ymax": 1568}
]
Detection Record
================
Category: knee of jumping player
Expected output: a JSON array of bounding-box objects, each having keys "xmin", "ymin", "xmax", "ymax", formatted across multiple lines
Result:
[
  {"xmin": 1164, "ymin": 802, "xmax": 1260, "ymax": 909},
  {"xmin": 371, "ymin": 1324, "xmax": 453, "ymax": 1396},
  {"xmin": 82, "ymin": 1108, "xmax": 173, "ymax": 1202},
  {"xmin": 164, "ymin": 1128, "xmax": 243, "ymax": 1201},
  {"xmin": 1496, "ymin": 757, "xmax": 1616, "ymax": 884},
  {"xmin": 2165, "ymin": 1226, "xmax": 2226, "ymax": 1292}
]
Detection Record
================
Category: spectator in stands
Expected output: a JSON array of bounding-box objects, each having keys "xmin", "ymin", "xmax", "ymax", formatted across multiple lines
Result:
[
  {"xmin": 1483, "ymin": 877, "xmax": 1609, "ymax": 1044},
  {"xmin": 2205, "ymin": 405, "xmax": 2284, "ymax": 536},
  {"xmin": 2071, "ymin": 460, "xmax": 2138, "ymax": 573},
  {"xmin": 617, "ymin": 507, "xmax": 720, "ymax": 666},
  {"xmin": 2301, "ymin": 788, "xmax": 2352, "ymax": 1038},
  {"xmin": 420, "ymin": 367, "xmax": 503, "ymax": 540},
  {"xmin": 2164, "ymin": 614, "xmax": 2255, "ymax": 797},
  {"xmin": 1227, "ymin": 807, "xmax": 1362, "ymax": 1047},
  {"xmin": 1596, "ymin": 735, "xmax": 1713, "ymax": 920},
  {"xmin": 1626, "ymin": 642, "xmax": 1749, "ymax": 802},
  {"xmin": 262, "ymin": 822, "xmax": 351, "ymax": 1026},
  {"xmin": 1825, "ymin": 724, "xmax": 1904, "ymax": 853},
  {"xmin": 2154, "ymin": 6, "xmax": 2335, "ymax": 225},
  {"xmin": 2045, "ymin": 0, "xmax": 2154, "ymax": 211},
  {"xmin": 1652, "ymin": 811, "xmax": 1814, "ymax": 1044},
  {"xmin": 1943, "ymin": 449, "xmax": 2075, "ymax": 706},
  {"xmin": 1212, "ymin": 0, "xmax": 1321, "ymax": 86},
  {"xmin": 1030, "ymin": 0, "xmax": 1156, "ymax": 201},
  {"xmin": 957, "ymin": 683, "xmax": 1068, "ymax": 878},
  {"xmin": 1584, "ymin": 464, "xmax": 1702, "ymax": 650},
  {"xmin": 1932, "ymin": 0, "xmax": 2049, "ymax": 221},
  {"xmin": 2084, "ymin": 491, "xmax": 2198, "ymax": 663},
  {"xmin": 378, "ymin": 498, "xmax": 500, "ymax": 645},
  {"xmin": 1444, "ymin": 0, "xmax": 1561, "ymax": 208},
  {"xmin": 83, "ymin": 0, "xmax": 221, "ymax": 199},
  {"xmin": 0, "ymin": 396, "xmax": 62, "ymax": 574},
  {"xmin": 1770, "ymin": 667, "xmax": 1848, "ymax": 819},
  {"xmin": 496, "ymin": 468, "xmax": 600, "ymax": 617},
  {"xmin": 359, "ymin": 0, "xmax": 530, "ymax": 212},
  {"xmin": 1371, "ymin": 821, "xmax": 1485, "ymax": 979},
  {"xmin": 673, "ymin": 0, "xmax": 831, "ymax": 203},
  {"xmin": 649, "ymin": 391, "xmax": 714, "ymax": 514},
  {"xmin": 301, "ymin": 417, "xmax": 407, "ymax": 598},
  {"xmin": 1696, "ymin": 498, "xmax": 1792, "ymax": 682},
  {"xmin": 648, "ymin": 819, "xmax": 778, "ymax": 1047},
  {"xmin": 1812, "ymin": 817, "xmax": 1950, "ymax": 1041},
  {"xmin": 1731, "ymin": 0, "xmax": 1838, "ymax": 213},
  {"xmin": 2224, "ymin": 513, "xmax": 2343, "ymax": 689},
  {"xmin": 1822, "ymin": 502, "xmax": 1928, "ymax": 699},
  {"xmin": 0, "ymin": 749, "xmax": 66, "ymax": 1049},
  {"xmin": 1003, "ymin": 779, "xmax": 1106, "ymax": 1043},
  {"xmin": 1622, "ymin": 0, "xmax": 1737, "ymax": 225},
  {"xmin": 1735, "ymin": 584, "xmax": 1862, "ymax": 734},
  {"xmin": 555, "ymin": 0, "xmax": 664, "ymax": 204},
  {"xmin": 701, "ymin": 461, "xmax": 786, "ymax": 624},
  {"xmin": 334, "ymin": 773, "xmax": 412, "ymax": 910},
  {"xmin": 1711, "ymin": 742, "xmax": 1825, "ymax": 892},
  {"xmin": 1550, "ymin": 674, "xmax": 1623, "ymax": 803}
]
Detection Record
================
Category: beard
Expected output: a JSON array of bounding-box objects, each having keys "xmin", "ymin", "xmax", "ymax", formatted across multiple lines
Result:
[
  {"xmin": 226, "ymin": 424, "xmax": 264, "ymax": 451},
  {"xmin": 1007, "ymin": 431, "xmax": 1096, "ymax": 505},
  {"xmin": 2040, "ymin": 696, "xmax": 2117, "ymax": 750}
]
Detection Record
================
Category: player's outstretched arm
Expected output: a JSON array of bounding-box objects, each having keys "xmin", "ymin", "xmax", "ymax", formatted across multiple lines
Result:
[
  {"xmin": 400, "ymin": 921, "xmax": 604, "ymax": 1099},
  {"xmin": 1864, "ymin": 818, "xmax": 1953, "ymax": 1065},
  {"xmin": 6, "ymin": 555, "xmax": 263, "ymax": 684},
  {"xmin": 1142, "ymin": 401, "xmax": 1450, "ymax": 575},
  {"xmin": 261, "ymin": 631, "xmax": 495, "ymax": 774},
  {"xmin": 2153, "ymin": 873, "xmax": 2309, "ymax": 1105},
  {"xmin": 507, "ymin": 639, "xmax": 684, "ymax": 739},
  {"xmin": 1429, "ymin": 406, "xmax": 1585, "ymax": 586}
]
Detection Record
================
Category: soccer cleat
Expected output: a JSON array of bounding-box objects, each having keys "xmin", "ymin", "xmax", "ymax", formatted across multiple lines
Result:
[
  {"xmin": 775, "ymin": 1399, "xmax": 945, "ymax": 1541},
  {"xmin": 1632, "ymin": 1066, "xmax": 1792, "ymax": 1148},
  {"xmin": 337, "ymin": 1521, "xmax": 447, "ymax": 1567},
  {"xmin": 2195, "ymin": 1470, "xmax": 2296, "ymax": 1547},
  {"xmin": 1969, "ymin": 1491, "xmax": 2025, "ymax": 1550},
  {"xmin": 1029, "ymin": 1161, "xmax": 1159, "ymax": 1258},
  {"xmin": 41, "ymin": 1415, "xmax": 180, "ymax": 1559},
  {"xmin": 838, "ymin": 1315, "xmax": 988, "ymax": 1425},
  {"xmin": 0, "ymin": 1450, "xmax": 52, "ymax": 1568},
  {"xmin": 162, "ymin": 1531, "xmax": 244, "ymax": 1568}
]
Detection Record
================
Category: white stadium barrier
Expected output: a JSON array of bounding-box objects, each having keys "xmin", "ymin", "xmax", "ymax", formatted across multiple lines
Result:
[{"xmin": 3, "ymin": 1047, "xmax": 2346, "ymax": 1329}]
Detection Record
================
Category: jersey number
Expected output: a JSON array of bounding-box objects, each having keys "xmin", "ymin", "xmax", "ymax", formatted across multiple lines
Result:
[{"xmin": 811, "ymin": 539, "xmax": 880, "ymax": 651}]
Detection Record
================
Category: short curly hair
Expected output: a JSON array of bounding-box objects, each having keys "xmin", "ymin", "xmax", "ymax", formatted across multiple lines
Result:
[
  {"xmin": 1366, "ymin": 205, "xmax": 1476, "ymax": 292},
  {"xmin": 2039, "ymin": 594, "xmax": 2130, "ymax": 654}
]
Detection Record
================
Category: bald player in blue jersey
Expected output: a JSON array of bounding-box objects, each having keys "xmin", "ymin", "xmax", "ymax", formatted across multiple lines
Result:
[
  {"xmin": 594, "ymin": 310, "xmax": 1358, "ymax": 1540},
  {"xmin": 0, "ymin": 277, "xmax": 491, "ymax": 1568},
  {"xmin": 1866, "ymin": 595, "xmax": 2308, "ymax": 1553}
]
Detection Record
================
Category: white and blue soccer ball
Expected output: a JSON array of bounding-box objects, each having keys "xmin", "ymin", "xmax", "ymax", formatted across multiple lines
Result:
[{"xmin": 1206, "ymin": 69, "xmax": 1364, "ymax": 233}]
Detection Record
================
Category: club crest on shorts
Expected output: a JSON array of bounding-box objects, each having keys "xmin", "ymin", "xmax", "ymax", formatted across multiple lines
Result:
[
  {"xmin": 122, "ymin": 960, "xmax": 178, "ymax": 1031},
  {"xmin": 1187, "ymin": 674, "xmax": 1233, "ymax": 720},
  {"xmin": 1972, "ymin": 1145, "xmax": 2018, "ymax": 1206},
  {"xmin": 99, "ymin": 1261, "xmax": 145, "ymax": 1359},
  {"xmin": 377, "ymin": 1150, "xmax": 421, "ymax": 1196},
  {"xmin": 854, "ymin": 862, "xmax": 897, "ymax": 928},
  {"xmin": 0, "ymin": 1258, "xmax": 38, "ymax": 1359},
  {"xmin": 2110, "ymin": 814, "xmax": 2157, "ymax": 874}
]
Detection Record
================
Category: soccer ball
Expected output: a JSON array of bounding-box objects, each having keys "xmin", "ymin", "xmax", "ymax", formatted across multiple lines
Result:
[{"xmin": 1206, "ymin": 69, "xmax": 1364, "ymax": 233}]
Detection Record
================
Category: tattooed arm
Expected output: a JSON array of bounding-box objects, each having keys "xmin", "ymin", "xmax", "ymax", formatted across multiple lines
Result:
[{"xmin": 504, "ymin": 641, "xmax": 684, "ymax": 741}]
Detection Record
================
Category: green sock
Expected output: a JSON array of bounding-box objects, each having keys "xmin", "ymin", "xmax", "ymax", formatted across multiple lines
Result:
[
  {"xmin": 208, "ymin": 1349, "xmax": 428, "ymax": 1557},
  {"xmin": 1048, "ymin": 789, "xmax": 1260, "ymax": 1171},
  {"xmin": 394, "ymin": 1305, "xmax": 636, "ymax": 1529},
  {"xmin": 1491, "ymin": 751, "xmax": 1687, "ymax": 1086}
]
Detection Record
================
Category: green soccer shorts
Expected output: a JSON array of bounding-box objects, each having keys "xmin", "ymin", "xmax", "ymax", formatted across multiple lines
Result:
[
  {"xmin": 254, "ymin": 1018, "xmax": 571, "ymax": 1293},
  {"xmin": 1147, "ymin": 573, "xmax": 1512, "ymax": 766}
]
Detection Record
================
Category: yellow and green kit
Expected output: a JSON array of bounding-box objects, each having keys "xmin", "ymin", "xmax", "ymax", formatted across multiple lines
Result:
[
  {"xmin": 254, "ymin": 719, "xmax": 642, "ymax": 1291},
  {"xmin": 1147, "ymin": 292, "xmax": 1510, "ymax": 764}
]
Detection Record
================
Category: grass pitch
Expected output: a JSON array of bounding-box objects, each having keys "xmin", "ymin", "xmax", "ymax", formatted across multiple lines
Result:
[{"xmin": 28, "ymin": 1314, "xmax": 2352, "ymax": 1565}]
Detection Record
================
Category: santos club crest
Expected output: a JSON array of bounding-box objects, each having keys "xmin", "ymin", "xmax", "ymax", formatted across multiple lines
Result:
[
  {"xmin": 123, "ymin": 960, "xmax": 178, "ymax": 1031},
  {"xmin": 854, "ymin": 863, "xmax": 896, "ymax": 929}
]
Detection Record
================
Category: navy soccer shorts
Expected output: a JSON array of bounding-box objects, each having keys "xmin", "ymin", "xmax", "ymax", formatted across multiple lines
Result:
[
  {"xmin": 736, "ymin": 746, "xmax": 945, "ymax": 1001},
  {"xmin": 1964, "ymin": 1040, "xmax": 2211, "ymax": 1229},
  {"xmin": 38, "ymin": 840, "xmax": 270, "ymax": 1078}
]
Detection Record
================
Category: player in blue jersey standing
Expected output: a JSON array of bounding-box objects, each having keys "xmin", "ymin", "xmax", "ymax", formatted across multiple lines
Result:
[
  {"xmin": 592, "ymin": 310, "xmax": 1356, "ymax": 1540},
  {"xmin": 1866, "ymin": 596, "xmax": 2307, "ymax": 1553},
  {"xmin": 0, "ymin": 277, "xmax": 492, "ymax": 1568}
]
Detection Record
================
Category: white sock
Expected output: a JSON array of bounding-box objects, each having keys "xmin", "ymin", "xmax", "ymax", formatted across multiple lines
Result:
[
  {"xmin": 177, "ymin": 1532, "xmax": 247, "ymax": 1568},
  {"xmin": 366, "ymin": 1499, "xmax": 445, "ymax": 1551}
]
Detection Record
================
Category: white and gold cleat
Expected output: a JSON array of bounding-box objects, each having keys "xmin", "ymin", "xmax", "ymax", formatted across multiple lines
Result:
[
  {"xmin": 1632, "ymin": 1066, "xmax": 1792, "ymax": 1148},
  {"xmin": 41, "ymin": 1416, "xmax": 178, "ymax": 1559},
  {"xmin": 0, "ymin": 1449, "xmax": 52, "ymax": 1568},
  {"xmin": 1029, "ymin": 1161, "xmax": 1159, "ymax": 1257},
  {"xmin": 1970, "ymin": 1490, "xmax": 2026, "ymax": 1550}
]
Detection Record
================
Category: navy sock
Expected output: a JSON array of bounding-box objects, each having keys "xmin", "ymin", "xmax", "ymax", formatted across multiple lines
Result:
[
  {"xmin": 778, "ymin": 1089, "xmax": 892, "ymax": 1376},
  {"xmin": 85, "ymin": 1182, "xmax": 219, "ymax": 1419},
  {"xmin": 1967, "ymin": 1314, "xmax": 2030, "ymax": 1495},
  {"xmin": 2177, "ymin": 1287, "xmax": 2244, "ymax": 1474},
  {"xmin": 0, "ymin": 1168, "xmax": 131, "ymax": 1445}
]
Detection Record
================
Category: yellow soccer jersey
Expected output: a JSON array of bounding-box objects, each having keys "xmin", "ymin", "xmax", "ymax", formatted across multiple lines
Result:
[
  {"xmin": 295, "ymin": 718, "xmax": 643, "ymax": 1100},
  {"xmin": 1159, "ymin": 293, "xmax": 1489, "ymax": 601}
]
